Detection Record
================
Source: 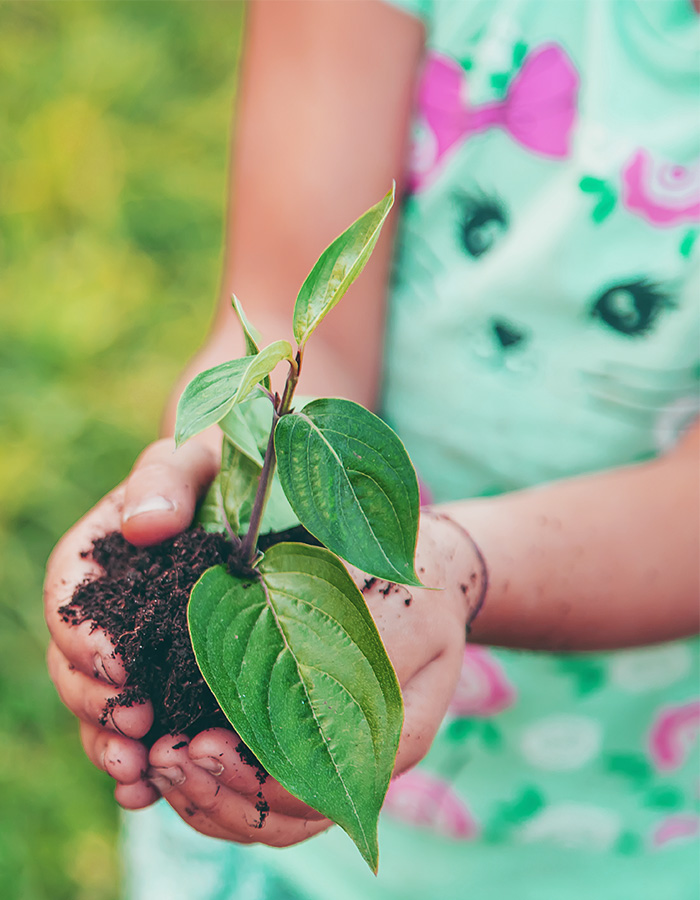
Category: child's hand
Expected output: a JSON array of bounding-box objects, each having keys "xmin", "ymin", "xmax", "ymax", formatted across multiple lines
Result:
[
  {"xmin": 146, "ymin": 514, "xmax": 483, "ymax": 847},
  {"xmin": 43, "ymin": 435, "xmax": 219, "ymax": 809}
]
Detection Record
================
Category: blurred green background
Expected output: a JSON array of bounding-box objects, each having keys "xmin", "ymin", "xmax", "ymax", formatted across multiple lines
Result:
[{"xmin": 0, "ymin": 2, "xmax": 244, "ymax": 897}]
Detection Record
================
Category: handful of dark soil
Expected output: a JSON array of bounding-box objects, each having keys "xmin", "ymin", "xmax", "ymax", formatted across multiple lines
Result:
[{"xmin": 59, "ymin": 525, "xmax": 318, "ymax": 743}]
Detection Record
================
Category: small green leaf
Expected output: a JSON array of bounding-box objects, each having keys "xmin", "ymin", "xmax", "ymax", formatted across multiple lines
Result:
[
  {"xmin": 219, "ymin": 402, "xmax": 266, "ymax": 467},
  {"xmin": 275, "ymin": 398, "xmax": 421, "ymax": 585},
  {"xmin": 175, "ymin": 356, "xmax": 256, "ymax": 447},
  {"xmin": 188, "ymin": 543, "xmax": 403, "ymax": 872},
  {"xmin": 219, "ymin": 437, "xmax": 260, "ymax": 533},
  {"xmin": 293, "ymin": 186, "xmax": 395, "ymax": 348},
  {"xmin": 217, "ymin": 439, "xmax": 298, "ymax": 535},
  {"xmin": 231, "ymin": 293, "xmax": 271, "ymax": 391},
  {"xmin": 195, "ymin": 476, "xmax": 227, "ymax": 533},
  {"xmin": 233, "ymin": 340, "xmax": 293, "ymax": 408},
  {"xmin": 231, "ymin": 293, "xmax": 263, "ymax": 356},
  {"xmin": 218, "ymin": 397, "xmax": 299, "ymax": 534}
]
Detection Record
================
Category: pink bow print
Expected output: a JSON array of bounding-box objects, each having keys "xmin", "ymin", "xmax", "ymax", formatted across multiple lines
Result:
[{"xmin": 411, "ymin": 45, "xmax": 579, "ymax": 190}]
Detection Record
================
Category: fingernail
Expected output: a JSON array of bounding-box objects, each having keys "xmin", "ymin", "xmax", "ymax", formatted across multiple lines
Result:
[
  {"xmin": 93, "ymin": 653, "xmax": 118, "ymax": 685},
  {"xmin": 191, "ymin": 756, "xmax": 224, "ymax": 776},
  {"xmin": 148, "ymin": 765, "xmax": 186, "ymax": 792},
  {"xmin": 123, "ymin": 495, "xmax": 175, "ymax": 521}
]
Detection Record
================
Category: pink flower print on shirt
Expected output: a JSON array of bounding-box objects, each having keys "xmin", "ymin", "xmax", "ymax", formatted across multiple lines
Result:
[
  {"xmin": 648, "ymin": 700, "xmax": 700, "ymax": 772},
  {"xmin": 621, "ymin": 150, "xmax": 700, "ymax": 227},
  {"xmin": 448, "ymin": 646, "xmax": 516, "ymax": 717},
  {"xmin": 383, "ymin": 769, "xmax": 479, "ymax": 839},
  {"xmin": 652, "ymin": 814, "xmax": 700, "ymax": 849},
  {"xmin": 410, "ymin": 44, "xmax": 579, "ymax": 191}
]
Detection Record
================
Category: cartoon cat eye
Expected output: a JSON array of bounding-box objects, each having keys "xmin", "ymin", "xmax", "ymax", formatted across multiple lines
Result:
[
  {"xmin": 457, "ymin": 190, "xmax": 509, "ymax": 259},
  {"xmin": 590, "ymin": 279, "xmax": 673, "ymax": 337}
]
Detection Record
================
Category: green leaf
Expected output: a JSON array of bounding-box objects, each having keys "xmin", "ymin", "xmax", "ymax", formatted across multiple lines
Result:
[
  {"xmin": 175, "ymin": 356, "xmax": 256, "ymax": 447},
  {"xmin": 219, "ymin": 437, "xmax": 261, "ymax": 533},
  {"xmin": 219, "ymin": 401, "xmax": 267, "ymax": 466},
  {"xmin": 232, "ymin": 340, "xmax": 293, "ymax": 408},
  {"xmin": 217, "ymin": 397, "xmax": 299, "ymax": 535},
  {"xmin": 188, "ymin": 543, "xmax": 403, "ymax": 872},
  {"xmin": 195, "ymin": 476, "xmax": 227, "ymax": 533},
  {"xmin": 259, "ymin": 471, "xmax": 300, "ymax": 535},
  {"xmin": 231, "ymin": 293, "xmax": 263, "ymax": 356},
  {"xmin": 293, "ymin": 186, "xmax": 395, "ymax": 348},
  {"xmin": 231, "ymin": 293, "xmax": 271, "ymax": 391},
  {"xmin": 274, "ymin": 398, "xmax": 421, "ymax": 585}
]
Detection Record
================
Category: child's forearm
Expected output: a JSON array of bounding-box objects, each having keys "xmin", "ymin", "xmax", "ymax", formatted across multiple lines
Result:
[
  {"xmin": 161, "ymin": 0, "xmax": 423, "ymax": 435},
  {"xmin": 442, "ymin": 421, "xmax": 700, "ymax": 651}
]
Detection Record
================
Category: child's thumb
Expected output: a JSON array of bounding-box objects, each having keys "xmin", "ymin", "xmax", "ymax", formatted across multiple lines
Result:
[{"xmin": 121, "ymin": 437, "xmax": 219, "ymax": 546}]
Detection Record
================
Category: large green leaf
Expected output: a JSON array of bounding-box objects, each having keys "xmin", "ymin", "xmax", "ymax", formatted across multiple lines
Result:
[
  {"xmin": 292, "ymin": 185, "xmax": 395, "ymax": 348},
  {"xmin": 274, "ymin": 398, "xmax": 421, "ymax": 585},
  {"xmin": 175, "ymin": 356, "xmax": 256, "ymax": 447},
  {"xmin": 188, "ymin": 543, "xmax": 403, "ymax": 872}
]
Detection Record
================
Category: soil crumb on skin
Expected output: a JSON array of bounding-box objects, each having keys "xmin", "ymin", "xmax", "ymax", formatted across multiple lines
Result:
[
  {"xmin": 237, "ymin": 740, "xmax": 268, "ymax": 784},
  {"xmin": 254, "ymin": 791, "xmax": 270, "ymax": 828}
]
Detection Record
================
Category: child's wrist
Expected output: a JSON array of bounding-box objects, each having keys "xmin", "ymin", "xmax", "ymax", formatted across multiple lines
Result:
[{"xmin": 420, "ymin": 508, "xmax": 488, "ymax": 633}]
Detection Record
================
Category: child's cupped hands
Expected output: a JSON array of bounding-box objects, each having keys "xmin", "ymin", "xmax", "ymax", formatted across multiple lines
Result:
[{"xmin": 44, "ymin": 436, "xmax": 478, "ymax": 847}]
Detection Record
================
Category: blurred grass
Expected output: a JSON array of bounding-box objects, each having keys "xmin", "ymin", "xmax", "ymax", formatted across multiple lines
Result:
[{"xmin": 0, "ymin": 2, "xmax": 244, "ymax": 897}]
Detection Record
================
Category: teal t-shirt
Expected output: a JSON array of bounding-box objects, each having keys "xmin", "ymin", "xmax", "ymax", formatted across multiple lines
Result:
[{"xmin": 123, "ymin": 3, "xmax": 700, "ymax": 898}]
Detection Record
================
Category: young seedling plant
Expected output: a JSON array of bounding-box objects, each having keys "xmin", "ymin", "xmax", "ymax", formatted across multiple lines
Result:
[{"xmin": 174, "ymin": 185, "xmax": 422, "ymax": 873}]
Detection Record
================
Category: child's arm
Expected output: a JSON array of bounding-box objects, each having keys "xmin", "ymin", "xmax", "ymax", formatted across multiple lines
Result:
[{"xmin": 450, "ymin": 418, "xmax": 700, "ymax": 650}]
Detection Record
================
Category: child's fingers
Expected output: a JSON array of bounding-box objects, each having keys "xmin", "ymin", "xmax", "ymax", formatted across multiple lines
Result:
[
  {"xmin": 163, "ymin": 781, "xmax": 331, "ymax": 847},
  {"xmin": 163, "ymin": 789, "xmax": 246, "ymax": 841},
  {"xmin": 187, "ymin": 728, "xmax": 326, "ymax": 820},
  {"xmin": 121, "ymin": 437, "xmax": 219, "ymax": 547},
  {"xmin": 80, "ymin": 721, "xmax": 149, "ymax": 785},
  {"xmin": 48, "ymin": 641, "xmax": 153, "ymax": 738},
  {"xmin": 115, "ymin": 779, "xmax": 159, "ymax": 810},
  {"xmin": 187, "ymin": 728, "xmax": 261, "ymax": 794}
]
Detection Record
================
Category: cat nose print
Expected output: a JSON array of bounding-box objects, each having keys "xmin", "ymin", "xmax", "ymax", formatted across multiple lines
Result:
[{"xmin": 491, "ymin": 318, "xmax": 527, "ymax": 350}]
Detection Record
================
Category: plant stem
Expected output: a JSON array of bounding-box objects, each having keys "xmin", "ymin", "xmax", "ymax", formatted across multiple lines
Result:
[
  {"xmin": 278, "ymin": 350, "xmax": 301, "ymax": 416},
  {"xmin": 239, "ymin": 409, "xmax": 279, "ymax": 566},
  {"xmin": 239, "ymin": 354, "xmax": 302, "ymax": 566}
]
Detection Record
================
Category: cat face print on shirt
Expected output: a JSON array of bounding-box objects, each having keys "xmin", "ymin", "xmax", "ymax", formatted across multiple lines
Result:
[{"xmin": 394, "ymin": 42, "xmax": 699, "ymax": 455}]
